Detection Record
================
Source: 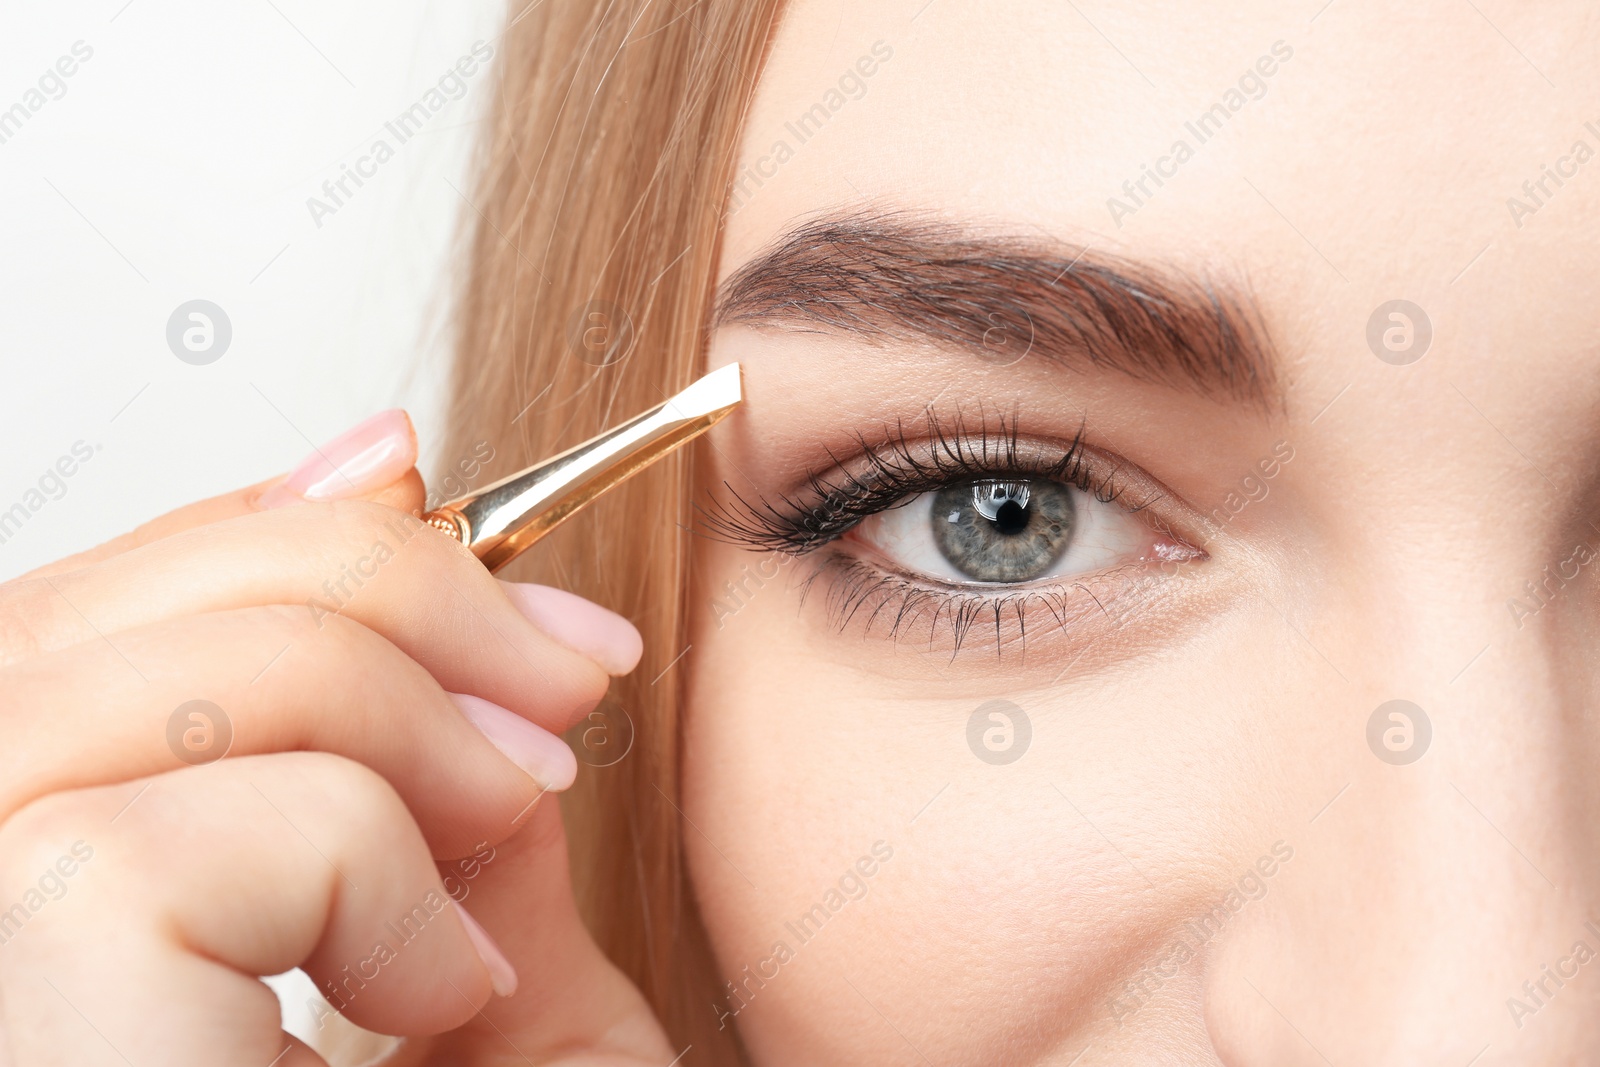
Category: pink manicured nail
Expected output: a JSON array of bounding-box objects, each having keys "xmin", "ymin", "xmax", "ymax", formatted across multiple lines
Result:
[
  {"xmin": 260, "ymin": 409, "xmax": 416, "ymax": 509},
  {"xmin": 453, "ymin": 902, "xmax": 518, "ymax": 998},
  {"xmin": 449, "ymin": 693, "xmax": 577, "ymax": 791},
  {"xmin": 499, "ymin": 582, "xmax": 643, "ymax": 676}
]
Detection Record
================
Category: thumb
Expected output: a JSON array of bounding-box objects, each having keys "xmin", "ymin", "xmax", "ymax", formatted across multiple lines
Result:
[{"xmin": 25, "ymin": 409, "xmax": 426, "ymax": 579}]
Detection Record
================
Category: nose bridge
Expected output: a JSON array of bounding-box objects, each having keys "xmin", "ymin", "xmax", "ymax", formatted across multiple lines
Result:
[
  {"xmin": 1381, "ymin": 640, "xmax": 1572, "ymax": 944},
  {"xmin": 1331, "ymin": 636, "xmax": 1596, "ymax": 1057},
  {"xmin": 1326, "ymin": 421, "xmax": 1597, "ymax": 916},
  {"xmin": 1368, "ymin": 516, "xmax": 1598, "ymax": 1005}
]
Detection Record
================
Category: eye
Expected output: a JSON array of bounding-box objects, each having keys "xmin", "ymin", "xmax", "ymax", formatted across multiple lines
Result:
[{"xmin": 845, "ymin": 476, "xmax": 1167, "ymax": 586}]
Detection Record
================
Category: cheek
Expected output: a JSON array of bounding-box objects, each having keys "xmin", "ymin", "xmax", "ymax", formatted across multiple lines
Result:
[
  {"xmin": 684, "ymin": 626, "xmax": 1148, "ymax": 1061},
  {"xmin": 682, "ymin": 539, "xmax": 1346, "ymax": 1062},
  {"xmin": 680, "ymin": 546, "xmax": 1250, "ymax": 1059}
]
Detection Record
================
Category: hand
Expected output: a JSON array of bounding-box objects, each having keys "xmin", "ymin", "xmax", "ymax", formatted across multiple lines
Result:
[{"xmin": 0, "ymin": 410, "xmax": 673, "ymax": 1065}]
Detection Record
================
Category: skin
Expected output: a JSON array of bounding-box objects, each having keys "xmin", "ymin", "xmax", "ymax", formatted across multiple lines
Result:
[
  {"xmin": 4, "ymin": 2, "xmax": 1598, "ymax": 1065},
  {"xmin": 686, "ymin": 1, "xmax": 1600, "ymax": 1064}
]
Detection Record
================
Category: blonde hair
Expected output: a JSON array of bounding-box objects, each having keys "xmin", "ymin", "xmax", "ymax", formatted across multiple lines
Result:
[{"xmin": 442, "ymin": 1, "xmax": 786, "ymax": 1060}]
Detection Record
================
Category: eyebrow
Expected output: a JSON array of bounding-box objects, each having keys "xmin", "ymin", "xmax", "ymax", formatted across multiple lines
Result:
[{"xmin": 713, "ymin": 211, "xmax": 1280, "ymax": 410}]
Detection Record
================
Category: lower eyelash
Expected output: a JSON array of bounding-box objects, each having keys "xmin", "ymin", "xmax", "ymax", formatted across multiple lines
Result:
[{"xmin": 798, "ymin": 553, "xmax": 1173, "ymax": 656}]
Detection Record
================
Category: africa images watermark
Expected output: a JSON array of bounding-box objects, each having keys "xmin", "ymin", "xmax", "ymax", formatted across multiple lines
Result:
[
  {"xmin": 1106, "ymin": 39, "xmax": 1295, "ymax": 229},
  {"xmin": 1506, "ymin": 117, "xmax": 1600, "ymax": 229},
  {"xmin": 1204, "ymin": 439, "xmax": 1294, "ymax": 532},
  {"xmin": 304, "ymin": 511, "xmax": 428, "ymax": 628},
  {"xmin": 1506, "ymin": 919, "xmax": 1600, "ymax": 1031},
  {"xmin": 726, "ymin": 40, "xmax": 894, "ymax": 217},
  {"xmin": 709, "ymin": 551, "xmax": 797, "ymax": 630},
  {"xmin": 0, "ymin": 841, "xmax": 95, "ymax": 948},
  {"xmin": 0, "ymin": 40, "xmax": 94, "ymax": 148},
  {"xmin": 301, "ymin": 439, "xmax": 496, "ymax": 625},
  {"xmin": 304, "ymin": 842, "xmax": 500, "ymax": 1027},
  {"xmin": 424, "ymin": 440, "xmax": 496, "ymax": 513},
  {"xmin": 713, "ymin": 840, "xmax": 896, "ymax": 1031},
  {"xmin": 0, "ymin": 441, "xmax": 97, "ymax": 548},
  {"xmin": 1505, "ymin": 533, "xmax": 1600, "ymax": 629},
  {"xmin": 306, "ymin": 40, "xmax": 495, "ymax": 229}
]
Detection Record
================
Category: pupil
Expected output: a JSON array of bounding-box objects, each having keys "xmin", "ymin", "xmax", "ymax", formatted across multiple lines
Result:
[{"xmin": 992, "ymin": 499, "xmax": 1029, "ymax": 535}]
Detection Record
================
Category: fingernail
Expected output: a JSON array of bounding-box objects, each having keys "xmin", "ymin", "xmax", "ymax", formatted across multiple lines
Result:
[
  {"xmin": 453, "ymin": 902, "xmax": 518, "ymax": 998},
  {"xmin": 499, "ymin": 582, "xmax": 643, "ymax": 676},
  {"xmin": 449, "ymin": 693, "xmax": 577, "ymax": 791},
  {"xmin": 259, "ymin": 409, "xmax": 416, "ymax": 509}
]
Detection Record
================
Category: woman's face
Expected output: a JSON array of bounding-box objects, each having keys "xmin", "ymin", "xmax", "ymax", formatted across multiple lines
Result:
[{"xmin": 685, "ymin": 2, "xmax": 1600, "ymax": 1062}]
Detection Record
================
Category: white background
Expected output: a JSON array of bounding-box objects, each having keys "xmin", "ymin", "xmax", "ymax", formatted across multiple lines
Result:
[{"xmin": 0, "ymin": 0, "xmax": 505, "ymax": 579}]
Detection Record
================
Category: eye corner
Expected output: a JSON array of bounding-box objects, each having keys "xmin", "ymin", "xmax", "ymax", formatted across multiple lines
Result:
[{"xmin": 1148, "ymin": 538, "xmax": 1208, "ymax": 566}]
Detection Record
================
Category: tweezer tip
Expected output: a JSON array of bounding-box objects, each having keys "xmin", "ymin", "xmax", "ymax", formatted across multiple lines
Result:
[{"xmin": 670, "ymin": 362, "xmax": 742, "ymax": 418}]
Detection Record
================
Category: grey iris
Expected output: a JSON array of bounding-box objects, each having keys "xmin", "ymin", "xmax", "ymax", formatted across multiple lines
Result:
[{"xmin": 931, "ymin": 480, "xmax": 1075, "ymax": 582}]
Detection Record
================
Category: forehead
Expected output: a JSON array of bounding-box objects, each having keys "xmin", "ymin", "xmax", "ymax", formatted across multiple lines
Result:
[{"xmin": 723, "ymin": 1, "xmax": 1600, "ymax": 406}]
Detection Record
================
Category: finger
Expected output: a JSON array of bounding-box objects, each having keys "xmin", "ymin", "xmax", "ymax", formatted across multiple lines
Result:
[
  {"xmin": 0, "ymin": 752, "xmax": 509, "ymax": 1066},
  {"xmin": 22, "ymin": 410, "xmax": 423, "ymax": 581},
  {"xmin": 444, "ymin": 801, "xmax": 677, "ymax": 1063},
  {"xmin": 21, "ymin": 470, "xmax": 426, "ymax": 584},
  {"xmin": 1, "ymin": 605, "xmax": 576, "ymax": 856},
  {"xmin": 1, "ymin": 499, "xmax": 617, "ymax": 733}
]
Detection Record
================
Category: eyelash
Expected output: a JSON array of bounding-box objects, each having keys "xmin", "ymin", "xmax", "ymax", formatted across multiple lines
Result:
[
  {"xmin": 703, "ymin": 413, "xmax": 1128, "ymax": 550},
  {"xmin": 700, "ymin": 412, "xmax": 1190, "ymax": 653}
]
